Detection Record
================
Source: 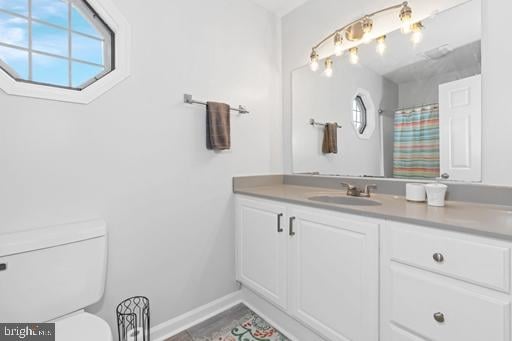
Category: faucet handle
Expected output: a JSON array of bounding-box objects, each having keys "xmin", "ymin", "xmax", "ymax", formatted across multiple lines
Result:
[
  {"xmin": 364, "ymin": 184, "xmax": 378, "ymax": 195},
  {"xmin": 340, "ymin": 182, "xmax": 356, "ymax": 190}
]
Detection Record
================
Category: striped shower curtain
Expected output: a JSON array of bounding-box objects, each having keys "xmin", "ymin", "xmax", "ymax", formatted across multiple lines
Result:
[{"xmin": 393, "ymin": 106, "xmax": 440, "ymax": 179}]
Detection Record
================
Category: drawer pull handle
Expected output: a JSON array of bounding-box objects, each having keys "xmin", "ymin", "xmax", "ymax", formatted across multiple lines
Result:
[
  {"xmin": 289, "ymin": 217, "xmax": 296, "ymax": 236},
  {"xmin": 277, "ymin": 213, "xmax": 284, "ymax": 233},
  {"xmin": 433, "ymin": 312, "xmax": 445, "ymax": 323},
  {"xmin": 433, "ymin": 253, "xmax": 444, "ymax": 263}
]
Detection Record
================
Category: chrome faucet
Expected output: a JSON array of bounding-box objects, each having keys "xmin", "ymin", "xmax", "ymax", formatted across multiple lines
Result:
[{"xmin": 340, "ymin": 183, "xmax": 377, "ymax": 198}]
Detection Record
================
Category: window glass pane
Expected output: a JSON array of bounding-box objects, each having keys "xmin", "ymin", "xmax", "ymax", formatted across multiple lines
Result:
[
  {"xmin": 72, "ymin": 61, "xmax": 103, "ymax": 87},
  {"xmin": 31, "ymin": 0, "xmax": 68, "ymax": 28},
  {"xmin": 32, "ymin": 53, "xmax": 69, "ymax": 86},
  {"xmin": 0, "ymin": 45, "xmax": 28, "ymax": 79},
  {"xmin": 32, "ymin": 22, "xmax": 68, "ymax": 56},
  {"xmin": 71, "ymin": 5, "xmax": 100, "ymax": 37},
  {"xmin": 0, "ymin": 12, "xmax": 29, "ymax": 48},
  {"xmin": 72, "ymin": 33, "xmax": 103, "ymax": 64},
  {"xmin": 0, "ymin": 0, "xmax": 28, "ymax": 16}
]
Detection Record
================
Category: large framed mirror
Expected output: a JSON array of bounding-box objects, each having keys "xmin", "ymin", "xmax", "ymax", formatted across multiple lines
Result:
[{"xmin": 292, "ymin": 0, "xmax": 481, "ymax": 182}]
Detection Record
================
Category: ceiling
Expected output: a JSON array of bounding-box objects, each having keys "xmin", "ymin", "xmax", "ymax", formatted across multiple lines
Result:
[{"xmin": 249, "ymin": 0, "xmax": 309, "ymax": 16}]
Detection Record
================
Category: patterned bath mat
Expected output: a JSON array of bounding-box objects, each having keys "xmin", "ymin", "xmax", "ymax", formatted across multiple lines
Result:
[{"xmin": 195, "ymin": 311, "xmax": 289, "ymax": 341}]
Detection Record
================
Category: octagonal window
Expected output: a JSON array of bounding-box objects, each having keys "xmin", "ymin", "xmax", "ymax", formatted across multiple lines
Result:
[{"xmin": 0, "ymin": 0, "xmax": 114, "ymax": 90}]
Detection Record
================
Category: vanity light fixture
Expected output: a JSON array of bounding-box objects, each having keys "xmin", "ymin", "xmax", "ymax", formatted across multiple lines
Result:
[
  {"xmin": 324, "ymin": 58, "xmax": 334, "ymax": 77},
  {"xmin": 349, "ymin": 47, "xmax": 359, "ymax": 64},
  {"xmin": 334, "ymin": 32, "xmax": 343, "ymax": 56},
  {"xmin": 410, "ymin": 22, "xmax": 424, "ymax": 44},
  {"xmin": 310, "ymin": 49, "xmax": 320, "ymax": 71},
  {"xmin": 376, "ymin": 35, "xmax": 387, "ymax": 55},
  {"xmin": 307, "ymin": 2, "xmax": 425, "ymax": 75}
]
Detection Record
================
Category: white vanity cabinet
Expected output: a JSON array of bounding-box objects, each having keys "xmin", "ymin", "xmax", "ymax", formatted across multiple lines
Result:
[
  {"xmin": 287, "ymin": 206, "xmax": 379, "ymax": 341},
  {"xmin": 236, "ymin": 194, "xmax": 512, "ymax": 341},
  {"xmin": 381, "ymin": 221, "xmax": 512, "ymax": 341},
  {"xmin": 235, "ymin": 196, "xmax": 380, "ymax": 341},
  {"xmin": 235, "ymin": 197, "xmax": 288, "ymax": 309}
]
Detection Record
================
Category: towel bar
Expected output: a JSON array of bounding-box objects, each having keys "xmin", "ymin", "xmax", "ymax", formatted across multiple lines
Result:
[
  {"xmin": 310, "ymin": 118, "xmax": 342, "ymax": 128},
  {"xmin": 184, "ymin": 94, "xmax": 250, "ymax": 114}
]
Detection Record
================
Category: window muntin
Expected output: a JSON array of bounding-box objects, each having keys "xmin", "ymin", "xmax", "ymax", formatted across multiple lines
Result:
[
  {"xmin": 352, "ymin": 95, "xmax": 367, "ymax": 134},
  {"xmin": 0, "ymin": 0, "xmax": 114, "ymax": 90}
]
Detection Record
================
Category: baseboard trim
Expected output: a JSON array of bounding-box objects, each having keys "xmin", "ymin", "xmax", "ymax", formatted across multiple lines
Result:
[
  {"xmin": 151, "ymin": 291, "xmax": 243, "ymax": 341},
  {"xmin": 150, "ymin": 288, "xmax": 321, "ymax": 341}
]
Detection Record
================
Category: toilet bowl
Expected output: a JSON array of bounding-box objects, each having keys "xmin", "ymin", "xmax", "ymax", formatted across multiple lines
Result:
[{"xmin": 54, "ymin": 312, "xmax": 112, "ymax": 341}]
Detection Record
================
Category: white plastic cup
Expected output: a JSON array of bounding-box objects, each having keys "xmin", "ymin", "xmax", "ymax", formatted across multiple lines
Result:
[
  {"xmin": 406, "ymin": 183, "xmax": 426, "ymax": 202},
  {"xmin": 425, "ymin": 183, "xmax": 448, "ymax": 207}
]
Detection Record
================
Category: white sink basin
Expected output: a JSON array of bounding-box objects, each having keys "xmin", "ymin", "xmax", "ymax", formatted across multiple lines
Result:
[{"xmin": 308, "ymin": 195, "xmax": 382, "ymax": 206}]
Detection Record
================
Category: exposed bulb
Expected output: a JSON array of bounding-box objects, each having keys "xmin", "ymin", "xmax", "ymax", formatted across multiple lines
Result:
[
  {"xmin": 362, "ymin": 33, "xmax": 372, "ymax": 44},
  {"xmin": 361, "ymin": 16, "xmax": 373, "ymax": 44},
  {"xmin": 334, "ymin": 32, "xmax": 343, "ymax": 56},
  {"xmin": 376, "ymin": 35, "xmax": 386, "ymax": 55},
  {"xmin": 399, "ymin": 3, "xmax": 413, "ymax": 34},
  {"xmin": 410, "ymin": 22, "xmax": 423, "ymax": 45},
  {"xmin": 349, "ymin": 47, "xmax": 359, "ymax": 64},
  {"xmin": 310, "ymin": 49, "xmax": 319, "ymax": 71},
  {"xmin": 324, "ymin": 58, "xmax": 334, "ymax": 78}
]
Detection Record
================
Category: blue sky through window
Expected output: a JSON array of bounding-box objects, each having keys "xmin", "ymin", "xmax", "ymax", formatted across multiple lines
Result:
[
  {"xmin": 0, "ymin": 0, "xmax": 111, "ymax": 89},
  {"xmin": 72, "ymin": 61, "xmax": 103, "ymax": 87},
  {"xmin": 72, "ymin": 33, "xmax": 103, "ymax": 64},
  {"xmin": 0, "ymin": 45, "xmax": 28, "ymax": 79},
  {"xmin": 0, "ymin": 0, "xmax": 28, "ymax": 16},
  {"xmin": 32, "ymin": 0, "xmax": 68, "ymax": 28},
  {"xmin": 32, "ymin": 22, "xmax": 69, "ymax": 56},
  {"xmin": 0, "ymin": 12, "xmax": 29, "ymax": 48},
  {"xmin": 72, "ymin": 5, "xmax": 100, "ymax": 37},
  {"xmin": 32, "ymin": 52, "xmax": 69, "ymax": 86}
]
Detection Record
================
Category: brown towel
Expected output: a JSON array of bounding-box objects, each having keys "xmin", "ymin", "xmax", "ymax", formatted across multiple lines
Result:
[
  {"xmin": 322, "ymin": 123, "xmax": 338, "ymax": 154},
  {"xmin": 206, "ymin": 102, "xmax": 231, "ymax": 150}
]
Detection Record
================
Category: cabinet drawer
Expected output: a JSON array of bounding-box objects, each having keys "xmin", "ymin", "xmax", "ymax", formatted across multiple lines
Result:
[
  {"xmin": 389, "ymin": 223, "xmax": 511, "ymax": 292},
  {"xmin": 389, "ymin": 265, "xmax": 511, "ymax": 341}
]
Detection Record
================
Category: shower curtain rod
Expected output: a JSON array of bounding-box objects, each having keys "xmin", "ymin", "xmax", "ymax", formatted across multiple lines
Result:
[{"xmin": 395, "ymin": 103, "xmax": 439, "ymax": 113}]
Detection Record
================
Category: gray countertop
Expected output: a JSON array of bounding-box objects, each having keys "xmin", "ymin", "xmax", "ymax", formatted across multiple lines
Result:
[{"xmin": 234, "ymin": 183, "xmax": 512, "ymax": 240}]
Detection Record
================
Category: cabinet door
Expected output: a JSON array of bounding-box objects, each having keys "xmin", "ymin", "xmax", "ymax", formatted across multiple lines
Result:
[
  {"xmin": 236, "ymin": 197, "xmax": 288, "ymax": 309},
  {"xmin": 288, "ymin": 207, "xmax": 379, "ymax": 341}
]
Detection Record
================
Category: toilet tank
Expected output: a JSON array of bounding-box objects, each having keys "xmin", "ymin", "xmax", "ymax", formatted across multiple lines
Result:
[{"xmin": 0, "ymin": 220, "xmax": 107, "ymax": 322}]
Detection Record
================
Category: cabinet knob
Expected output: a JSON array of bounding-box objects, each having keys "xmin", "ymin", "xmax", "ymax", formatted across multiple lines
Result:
[
  {"xmin": 433, "ymin": 253, "xmax": 444, "ymax": 263},
  {"xmin": 441, "ymin": 173, "xmax": 450, "ymax": 180},
  {"xmin": 433, "ymin": 312, "xmax": 445, "ymax": 323}
]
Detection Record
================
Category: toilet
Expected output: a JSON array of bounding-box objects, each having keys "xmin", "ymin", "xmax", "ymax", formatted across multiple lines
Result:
[{"xmin": 0, "ymin": 220, "xmax": 112, "ymax": 341}]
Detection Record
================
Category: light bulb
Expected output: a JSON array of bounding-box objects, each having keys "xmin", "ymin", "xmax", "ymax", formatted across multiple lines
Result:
[
  {"xmin": 410, "ymin": 22, "xmax": 423, "ymax": 45},
  {"xmin": 376, "ymin": 35, "xmax": 386, "ymax": 55},
  {"xmin": 362, "ymin": 33, "xmax": 372, "ymax": 44},
  {"xmin": 334, "ymin": 32, "xmax": 343, "ymax": 56},
  {"xmin": 361, "ymin": 16, "xmax": 373, "ymax": 44},
  {"xmin": 324, "ymin": 58, "xmax": 333, "ymax": 78},
  {"xmin": 310, "ymin": 49, "xmax": 319, "ymax": 71},
  {"xmin": 349, "ymin": 47, "xmax": 359, "ymax": 64},
  {"xmin": 399, "ymin": 3, "xmax": 413, "ymax": 34}
]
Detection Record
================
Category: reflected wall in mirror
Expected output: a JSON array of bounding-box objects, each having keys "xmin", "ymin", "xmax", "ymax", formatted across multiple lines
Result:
[{"xmin": 292, "ymin": 0, "xmax": 481, "ymax": 182}]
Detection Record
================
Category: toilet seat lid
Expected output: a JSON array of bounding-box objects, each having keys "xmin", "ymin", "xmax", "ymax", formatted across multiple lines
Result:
[{"xmin": 55, "ymin": 312, "xmax": 112, "ymax": 341}]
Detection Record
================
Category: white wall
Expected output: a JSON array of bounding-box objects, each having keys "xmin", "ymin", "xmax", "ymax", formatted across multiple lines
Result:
[
  {"xmin": 481, "ymin": 0, "xmax": 512, "ymax": 186},
  {"xmin": 283, "ymin": 0, "xmax": 512, "ymax": 186},
  {"xmin": 0, "ymin": 0, "xmax": 282, "ymax": 331},
  {"xmin": 292, "ymin": 61, "xmax": 398, "ymax": 176}
]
